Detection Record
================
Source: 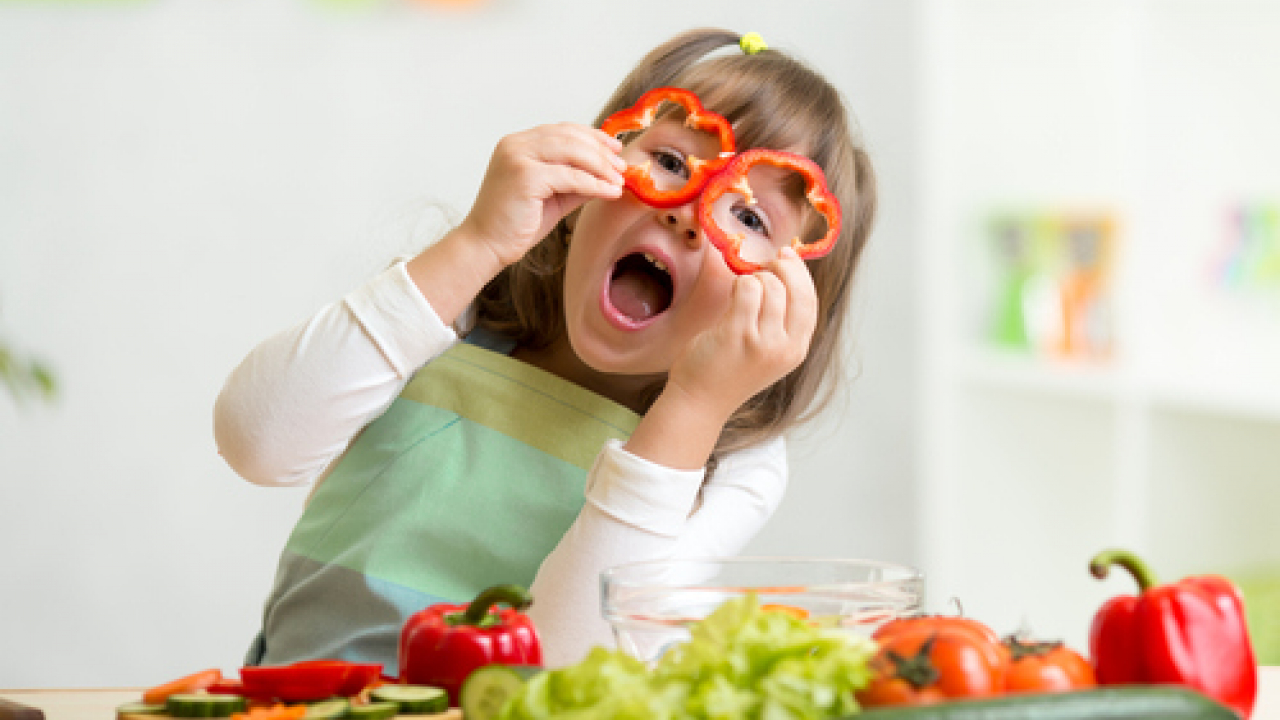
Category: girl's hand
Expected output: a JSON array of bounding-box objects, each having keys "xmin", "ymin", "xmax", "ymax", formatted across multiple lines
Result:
[
  {"xmin": 459, "ymin": 123, "xmax": 627, "ymax": 268},
  {"xmin": 668, "ymin": 247, "xmax": 820, "ymax": 424}
]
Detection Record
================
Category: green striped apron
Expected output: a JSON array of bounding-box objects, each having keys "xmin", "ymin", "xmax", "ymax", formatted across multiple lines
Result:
[{"xmin": 246, "ymin": 330, "xmax": 639, "ymax": 674}]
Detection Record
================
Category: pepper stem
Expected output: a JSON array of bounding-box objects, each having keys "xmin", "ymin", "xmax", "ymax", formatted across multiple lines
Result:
[
  {"xmin": 1089, "ymin": 549, "xmax": 1158, "ymax": 592},
  {"xmin": 460, "ymin": 584, "xmax": 532, "ymax": 626}
]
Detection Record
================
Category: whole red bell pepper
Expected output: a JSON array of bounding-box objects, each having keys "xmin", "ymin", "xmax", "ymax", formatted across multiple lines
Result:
[
  {"xmin": 600, "ymin": 86, "xmax": 736, "ymax": 209},
  {"xmin": 697, "ymin": 148, "xmax": 843, "ymax": 275},
  {"xmin": 399, "ymin": 584, "xmax": 542, "ymax": 706},
  {"xmin": 1089, "ymin": 549, "xmax": 1257, "ymax": 718}
]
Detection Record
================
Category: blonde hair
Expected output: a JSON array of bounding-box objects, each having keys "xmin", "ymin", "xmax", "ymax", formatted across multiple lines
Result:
[{"xmin": 475, "ymin": 28, "xmax": 878, "ymax": 467}]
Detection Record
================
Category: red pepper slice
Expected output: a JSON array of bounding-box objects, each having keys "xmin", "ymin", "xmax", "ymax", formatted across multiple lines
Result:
[
  {"xmin": 600, "ymin": 87, "xmax": 736, "ymax": 209},
  {"xmin": 205, "ymin": 678, "xmax": 248, "ymax": 697},
  {"xmin": 399, "ymin": 584, "xmax": 543, "ymax": 706},
  {"xmin": 291, "ymin": 660, "xmax": 383, "ymax": 697},
  {"xmin": 697, "ymin": 148, "xmax": 843, "ymax": 275},
  {"xmin": 1089, "ymin": 549, "xmax": 1258, "ymax": 719},
  {"xmin": 240, "ymin": 660, "xmax": 383, "ymax": 703}
]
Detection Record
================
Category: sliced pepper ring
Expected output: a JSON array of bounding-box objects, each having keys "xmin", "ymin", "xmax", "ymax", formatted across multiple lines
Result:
[
  {"xmin": 600, "ymin": 86, "xmax": 736, "ymax": 209},
  {"xmin": 697, "ymin": 148, "xmax": 843, "ymax": 275}
]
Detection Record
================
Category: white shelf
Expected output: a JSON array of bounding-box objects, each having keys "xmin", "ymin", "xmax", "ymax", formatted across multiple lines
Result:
[
  {"xmin": 957, "ymin": 347, "xmax": 1122, "ymax": 402},
  {"xmin": 958, "ymin": 347, "xmax": 1280, "ymax": 424},
  {"xmin": 917, "ymin": 0, "xmax": 1280, "ymax": 653}
]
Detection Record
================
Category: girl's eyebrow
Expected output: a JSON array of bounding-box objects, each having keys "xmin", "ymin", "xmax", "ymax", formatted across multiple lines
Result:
[{"xmin": 644, "ymin": 119, "xmax": 723, "ymax": 154}]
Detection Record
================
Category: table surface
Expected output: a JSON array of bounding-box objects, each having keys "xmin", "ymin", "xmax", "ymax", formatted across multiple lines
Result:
[{"xmin": 4, "ymin": 668, "xmax": 1278, "ymax": 719}]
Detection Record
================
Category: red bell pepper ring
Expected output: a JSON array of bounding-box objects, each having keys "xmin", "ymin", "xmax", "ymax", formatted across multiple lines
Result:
[
  {"xmin": 1089, "ymin": 549, "xmax": 1257, "ymax": 719},
  {"xmin": 240, "ymin": 660, "xmax": 382, "ymax": 702},
  {"xmin": 399, "ymin": 584, "xmax": 543, "ymax": 706},
  {"xmin": 600, "ymin": 86, "xmax": 736, "ymax": 209},
  {"xmin": 697, "ymin": 148, "xmax": 843, "ymax": 275}
]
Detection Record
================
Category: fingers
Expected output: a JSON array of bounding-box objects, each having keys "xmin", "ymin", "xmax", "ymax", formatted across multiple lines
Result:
[
  {"xmin": 716, "ymin": 247, "xmax": 817, "ymax": 377},
  {"xmin": 764, "ymin": 247, "xmax": 819, "ymax": 341},
  {"xmin": 508, "ymin": 123, "xmax": 626, "ymax": 198}
]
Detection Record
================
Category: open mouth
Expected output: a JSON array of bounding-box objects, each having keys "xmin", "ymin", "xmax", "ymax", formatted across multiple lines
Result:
[{"xmin": 606, "ymin": 251, "xmax": 674, "ymax": 326}]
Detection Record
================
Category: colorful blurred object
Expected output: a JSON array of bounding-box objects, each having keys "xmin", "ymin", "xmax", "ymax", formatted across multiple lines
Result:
[
  {"xmin": 1211, "ymin": 203, "xmax": 1280, "ymax": 295},
  {"xmin": 985, "ymin": 209, "xmax": 1117, "ymax": 360}
]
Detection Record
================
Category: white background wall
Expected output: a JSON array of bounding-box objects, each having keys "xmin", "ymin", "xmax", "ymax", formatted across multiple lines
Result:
[{"xmin": 0, "ymin": 0, "xmax": 921, "ymax": 687}]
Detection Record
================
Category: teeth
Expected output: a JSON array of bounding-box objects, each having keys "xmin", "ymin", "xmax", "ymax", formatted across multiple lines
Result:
[{"xmin": 642, "ymin": 252, "xmax": 668, "ymax": 273}]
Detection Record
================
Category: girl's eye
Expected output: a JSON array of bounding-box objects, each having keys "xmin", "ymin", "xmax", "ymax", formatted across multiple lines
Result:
[
  {"xmin": 651, "ymin": 149, "xmax": 689, "ymax": 179},
  {"xmin": 732, "ymin": 205, "xmax": 770, "ymax": 236}
]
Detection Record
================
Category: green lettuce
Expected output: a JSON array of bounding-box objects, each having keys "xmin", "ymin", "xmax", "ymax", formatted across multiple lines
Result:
[{"xmin": 498, "ymin": 594, "xmax": 876, "ymax": 720}]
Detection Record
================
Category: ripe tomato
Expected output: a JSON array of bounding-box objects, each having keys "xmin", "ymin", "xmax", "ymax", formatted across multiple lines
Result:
[
  {"xmin": 856, "ymin": 615, "xmax": 1008, "ymax": 707},
  {"xmin": 1002, "ymin": 637, "xmax": 1097, "ymax": 693}
]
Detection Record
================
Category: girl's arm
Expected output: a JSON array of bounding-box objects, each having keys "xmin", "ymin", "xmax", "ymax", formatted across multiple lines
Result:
[
  {"xmin": 527, "ymin": 437, "xmax": 787, "ymax": 667},
  {"xmin": 214, "ymin": 261, "xmax": 458, "ymax": 487},
  {"xmin": 217, "ymin": 124, "xmax": 624, "ymax": 487}
]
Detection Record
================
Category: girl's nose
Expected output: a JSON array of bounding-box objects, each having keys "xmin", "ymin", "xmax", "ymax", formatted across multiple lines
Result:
[{"xmin": 661, "ymin": 205, "xmax": 701, "ymax": 249}]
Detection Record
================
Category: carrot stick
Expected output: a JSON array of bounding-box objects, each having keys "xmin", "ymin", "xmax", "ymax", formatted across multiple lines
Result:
[{"xmin": 142, "ymin": 668, "xmax": 224, "ymax": 705}]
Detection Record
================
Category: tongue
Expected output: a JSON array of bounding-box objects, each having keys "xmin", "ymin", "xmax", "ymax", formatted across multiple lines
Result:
[{"xmin": 609, "ymin": 270, "xmax": 664, "ymax": 322}]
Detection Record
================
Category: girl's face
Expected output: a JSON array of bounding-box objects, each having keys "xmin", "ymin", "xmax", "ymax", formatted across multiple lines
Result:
[{"xmin": 561, "ymin": 118, "xmax": 810, "ymax": 377}]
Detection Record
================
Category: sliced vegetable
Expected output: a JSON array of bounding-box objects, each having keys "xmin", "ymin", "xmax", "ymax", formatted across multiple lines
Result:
[
  {"xmin": 206, "ymin": 679, "xmax": 248, "ymax": 697},
  {"xmin": 291, "ymin": 660, "xmax": 383, "ymax": 697},
  {"xmin": 1001, "ymin": 636, "xmax": 1096, "ymax": 693},
  {"xmin": 241, "ymin": 661, "xmax": 379, "ymax": 703},
  {"xmin": 399, "ymin": 584, "xmax": 542, "ymax": 706},
  {"xmin": 371, "ymin": 684, "xmax": 449, "ymax": 714},
  {"xmin": 143, "ymin": 668, "xmax": 224, "ymax": 705},
  {"xmin": 1089, "ymin": 548, "xmax": 1257, "ymax": 719},
  {"xmin": 600, "ymin": 86, "xmax": 736, "ymax": 209},
  {"xmin": 460, "ymin": 665, "xmax": 542, "ymax": 720},
  {"xmin": 116, "ymin": 702, "xmax": 168, "ymax": 719},
  {"xmin": 302, "ymin": 699, "xmax": 349, "ymax": 719},
  {"xmin": 344, "ymin": 702, "xmax": 398, "ymax": 720},
  {"xmin": 856, "ymin": 685, "xmax": 1238, "ymax": 720},
  {"xmin": 698, "ymin": 148, "xmax": 842, "ymax": 275},
  {"xmin": 165, "ymin": 693, "xmax": 248, "ymax": 718}
]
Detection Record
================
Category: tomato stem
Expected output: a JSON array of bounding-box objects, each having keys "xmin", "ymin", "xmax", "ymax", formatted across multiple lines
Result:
[
  {"xmin": 888, "ymin": 635, "xmax": 942, "ymax": 690},
  {"xmin": 1003, "ymin": 635, "xmax": 1064, "ymax": 661}
]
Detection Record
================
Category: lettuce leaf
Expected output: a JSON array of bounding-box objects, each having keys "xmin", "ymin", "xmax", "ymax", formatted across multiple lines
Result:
[{"xmin": 498, "ymin": 594, "xmax": 876, "ymax": 720}]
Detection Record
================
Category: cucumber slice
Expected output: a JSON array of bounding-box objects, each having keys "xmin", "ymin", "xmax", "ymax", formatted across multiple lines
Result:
[
  {"xmin": 371, "ymin": 685, "xmax": 448, "ymax": 714},
  {"xmin": 346, "ymin": 701, "xmax": 399, "ymax": 720},
  {"xmin": 116, "ymin": 702, "xmax": 169, "ymax": 719},
  {"xmin": 165, "ymin": 693, "xmax": 248, "ymax": 718},
  {"xmin": 305, "ymin": 698, "xmax": 351, "ymax": 719},
  {"xmin": 460, "ymin": 665, "xmax": 541, "ymax": 720}
]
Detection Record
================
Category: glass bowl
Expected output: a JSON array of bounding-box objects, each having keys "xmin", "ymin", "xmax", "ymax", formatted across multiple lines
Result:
[{"xmin": 600, "ymin": 556, "xmax": 924, "ymax": 663}]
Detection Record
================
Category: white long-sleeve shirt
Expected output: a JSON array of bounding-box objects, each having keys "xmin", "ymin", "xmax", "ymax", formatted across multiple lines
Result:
[{"xmin": 214, "ymin": 260, "xmax": 788, "ymax": 666}]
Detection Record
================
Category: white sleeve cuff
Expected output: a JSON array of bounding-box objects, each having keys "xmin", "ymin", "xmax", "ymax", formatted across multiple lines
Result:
[
  {"xmin": 583, "ymin": 439, "xmax": 706, "ymax": 538},
  {"xmin": 344, "ymin": 260, "xmax": 457, "ymax": 379}
]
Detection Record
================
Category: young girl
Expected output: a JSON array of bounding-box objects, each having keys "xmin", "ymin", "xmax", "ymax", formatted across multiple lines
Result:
[{"xmin": 215, "ymin": 27, "xmax": 878, "ymax": 671}]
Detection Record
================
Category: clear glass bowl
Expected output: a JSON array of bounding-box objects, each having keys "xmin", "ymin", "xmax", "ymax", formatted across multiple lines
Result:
[{"xmin": 601, "ymin": 556, "xmax": 924, "ymax": 663}]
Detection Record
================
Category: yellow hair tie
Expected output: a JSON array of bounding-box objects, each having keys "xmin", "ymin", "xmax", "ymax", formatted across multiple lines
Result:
[{"xmin": 740, "ymin": 32, "xmax": 768, "ymax": 55}]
